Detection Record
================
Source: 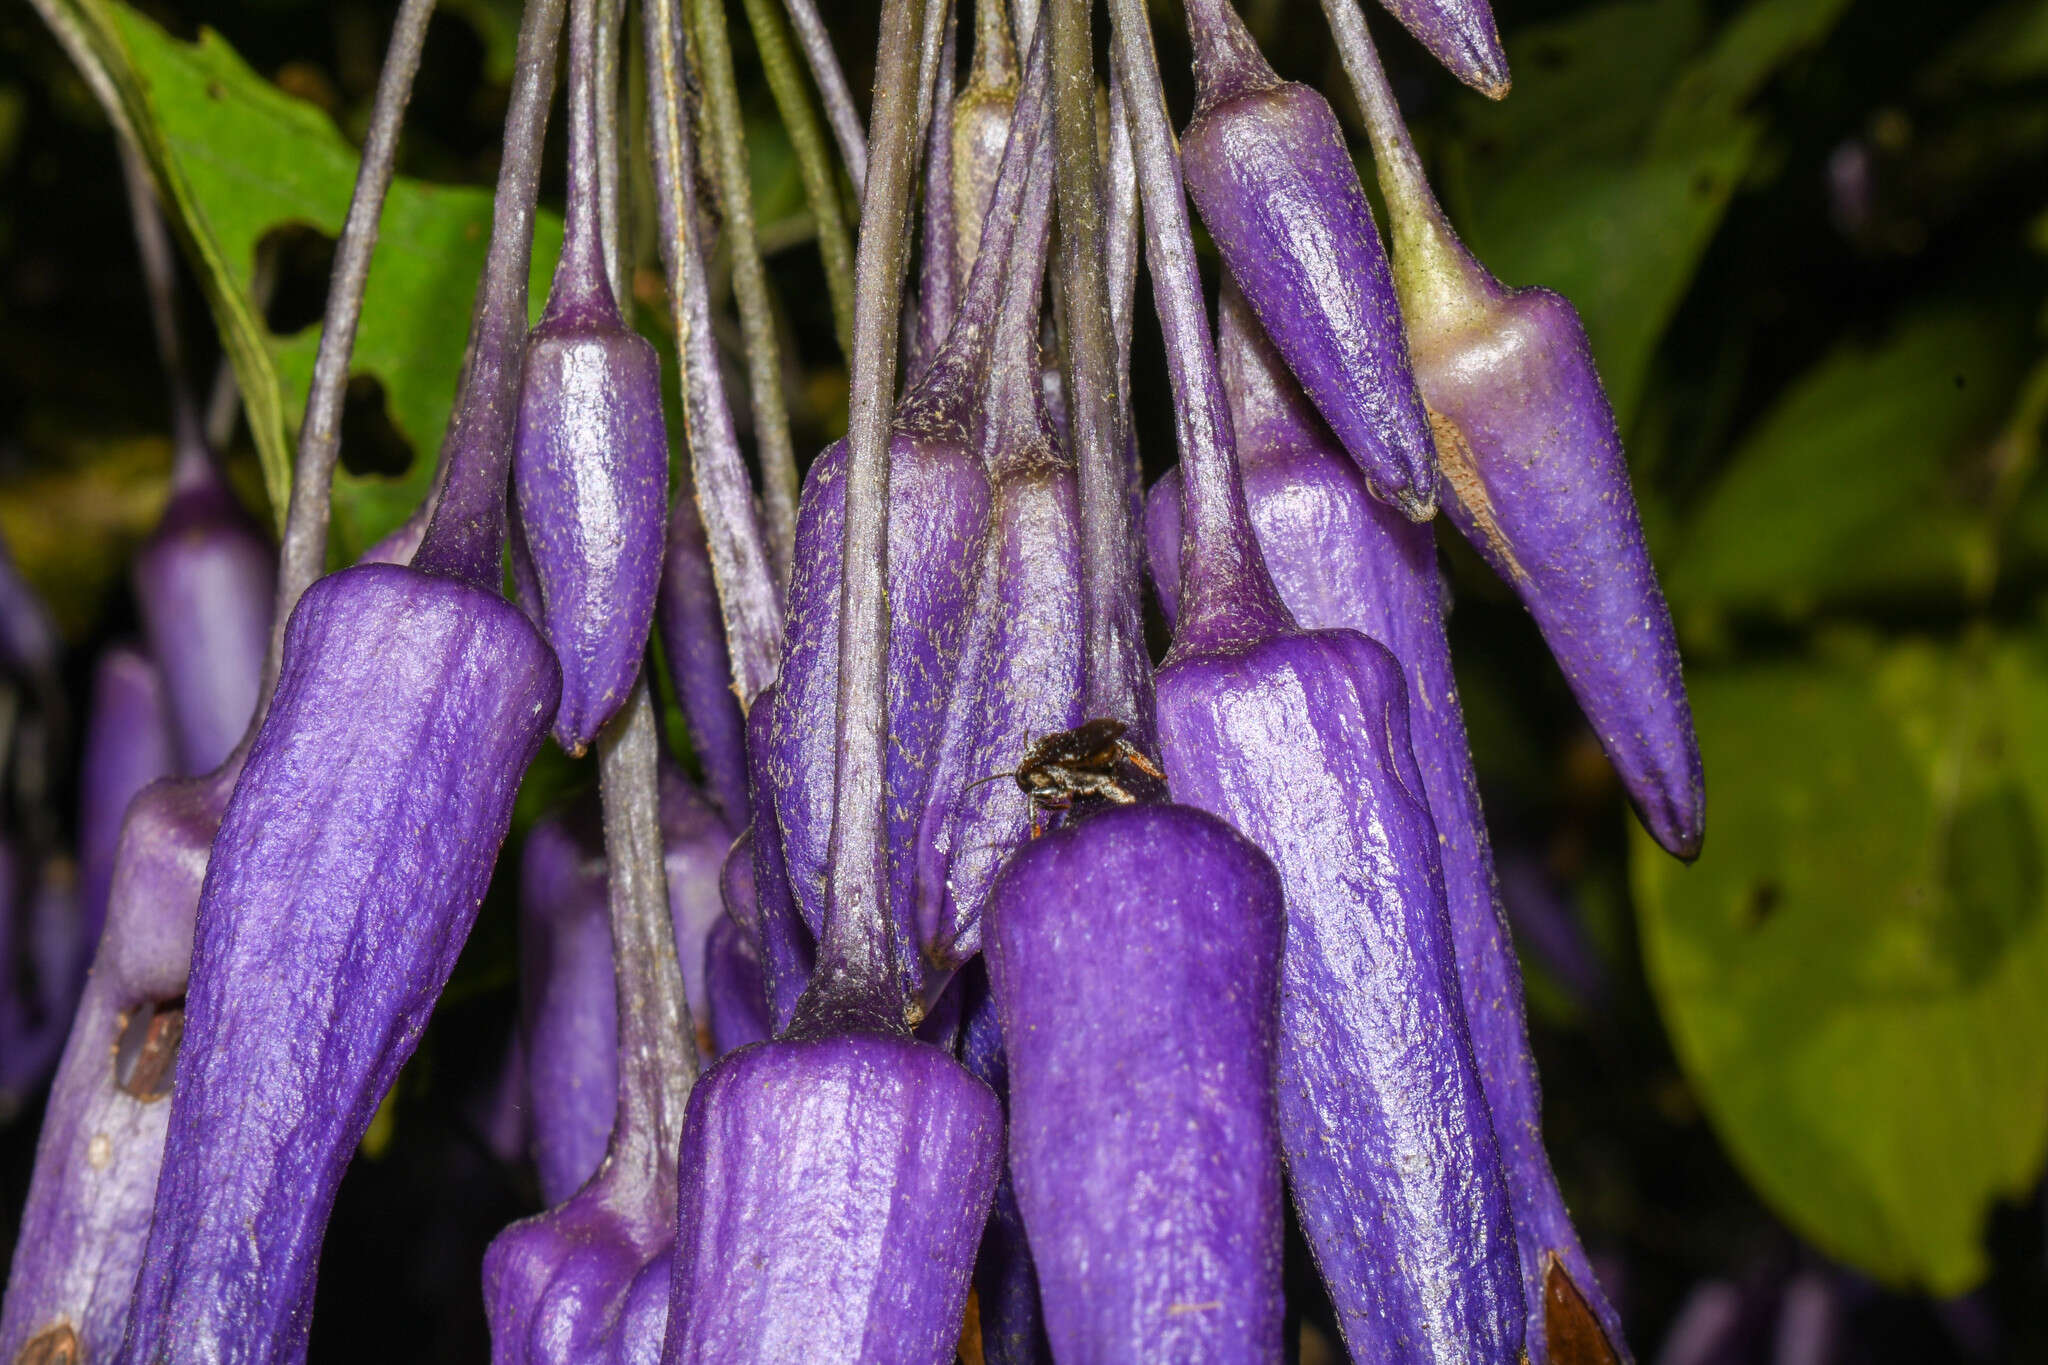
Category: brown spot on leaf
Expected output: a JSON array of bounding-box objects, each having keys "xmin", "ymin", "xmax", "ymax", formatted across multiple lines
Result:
[
  {"xmin": 1429, "ymin": 409, "xmax": 1528, "ymax": 584},
  {"xmin": 1544, "ymin": 1254, "xmax": 1621, "ymax": 1365},
  {"xmin": 16, "ymin": 1323, "xmax": 80, "ymax": 1365}
]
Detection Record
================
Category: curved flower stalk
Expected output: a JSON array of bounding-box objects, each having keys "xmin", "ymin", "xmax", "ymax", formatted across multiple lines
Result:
[
  {"xmin": 952, "ymin": 0, "xmax": 1017, "ymax": 283},
  {"xmin": 0, "ymin": 4, "xmax": 448, "ymax": 1358},
  {"xmin": 662, "ymin": 6, "xmax": 1001, "ymax": 1356},
  {"xmin": 112, "ymin": 2, "xmax": 568, "ymax": 1357},
  {"xmin": 1149, "ymin": 281, "xmax": 1632, "ymax": 1365},
  {"xmin": 1327, "ymin": 0, "xmax": 1703, "ymax": 862},
  {"xmin": 1177, "ymin": 0, "xmax": 1437, "ymax": 521},
  {"xmin": 484, "ymin": 679, "xmax": 696, "ymax": 1365},
  {"xmin": 511, "ymin": 0, "xmax": 669, "ymax": 756},
  {"xmin": 911, "ymin": 84, "xmax": 1081, "ymax": 972},
  {"xmin": 764, "ymin": 9, "xmax": 1053, "ymax": 993},
  {"xmin": 1114, "ymin": 1, "xmax": 1524, "ymax": 1357},
  {"xmin": 780, "ymin": 0, "xmax": 868, "ymax": 190}
]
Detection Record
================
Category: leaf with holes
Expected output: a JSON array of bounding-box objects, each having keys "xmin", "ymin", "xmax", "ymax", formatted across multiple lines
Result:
[
  {"xmin": 52, "ymin": 0, "xmax": 560, "ymax": 557},
  {"xmin": 1632, "ymin": 631, "xmax": 2048, "ymax": 1293}
]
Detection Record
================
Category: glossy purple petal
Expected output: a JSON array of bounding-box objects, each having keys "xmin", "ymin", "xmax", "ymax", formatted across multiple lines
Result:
[
  {"xmin": 1374, "ymin": 0, "xmax": 1509, "ymax": 97},
  {"xmin": 1157, "ymin": 627, "xmax": 1525, "ymax": 1361},
  {"xmin": 659, "ymin": 1033, "xmax": 1002, "ymax": 1363},
  {"xmin": 132, "ymin": 447, "xmax": 274, "ymax": 775},
  {"xmin": 703, "ymin": 915, "xmax": 770, "ymax": 1057},
  {"xmin": 120, "ymin": 564, "xmax": 557, "ymax": 1363},
  {"xmin": 1178, "ymin": 0, "xmax": 1437, "ymax": 520},
  {"xmin": 510, "ymin": 280, "xmax": 669, "ymax": 755},
  {"xmin": 957, "ymin": 967, "xmax": 1048, "ymax": 1365},
  {"xmin": 985, "ymin": 803, "xmax": 1287, "ymax": 1363}
]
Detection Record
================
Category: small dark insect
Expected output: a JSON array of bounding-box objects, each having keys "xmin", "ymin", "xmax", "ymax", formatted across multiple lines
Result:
[{"xmin": 972, "ymin": 719, "xmax": 1166, "ymax": 832}]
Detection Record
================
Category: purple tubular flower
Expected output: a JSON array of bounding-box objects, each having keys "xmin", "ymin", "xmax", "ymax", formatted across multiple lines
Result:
[
  {"xmin": 1176, "ymin": 0, "xmax": 1438, "ymax": 521},
  {"xmin": 132, "ymin": 418, "xmax": 275, "ymax": 776},
  {"xmin": 0, "ymin": 764, "xmax": 233, "ymax": 1365},
  {"xmin": 984, "ymin": 804, "xmax": 1287, "ymax": 1362},
  {"xmin": 1330, "ymin": 1, "xmax": 1703, "ymax": 860},
  {"xmin": 658, "ymin": 482, "xmax": 749, "ymax": 826},
  {"xmin": 119, "ymin": 566, "xmax": 558, "ymax": 1363},
  {"xmin": 511, "ymin": 15, "xmax": 669, "ymax": 756},
  {"xmin": 764, "ymin": 12, "xmax": 1054, "ymax": 989},
  {"xmin": 1373, "ymin": 0, "xmax": 1508, "ymax": 98},
  {"xmin": 660, "ymin": 1031, "xmax": 1001, "ymax": 1363},
  {"xmin": 1150, "ymin": 282, "xmax": 1630, "ymax": 1364},
  {"xmin": 76, "ymin": 647, "xmax": 175, "ymax": 948},
  {"xmin": 914, "ymin": 40, "xmax": 1082, "ymax": 974},
  {"xmin": 740, "ymin": 692, "xmax": 816, "ymax": 1032},
  {"xmin": 1113, "ymin": 2, "xmax": 1524, "ymax": 1355},
  {"xmin": 664, "ymin": 4, "xmax": 1001, "ymax": 1356}
]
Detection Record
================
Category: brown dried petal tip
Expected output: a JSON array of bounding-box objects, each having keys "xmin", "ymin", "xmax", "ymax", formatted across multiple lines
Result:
[{"xmin": 1544, "ymin": 1254, "xmax": 1623, "ymax": 1365}]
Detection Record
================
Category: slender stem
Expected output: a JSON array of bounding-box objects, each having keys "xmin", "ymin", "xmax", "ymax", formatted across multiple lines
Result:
[
  {"xmin": 741, "ymin": 0, "xmax": 857, "ymax": 355},
  {"xmin": 1108, "ymin": 0, "xmax": 1289, "ymax": 654},
  {"xmin": 277, "ymin": 0, "xmax": 435, "ymax": 610},
  {"xmin": 410, "ymin": 0, "xmax": 566, "ymax": 588},
  {"xmin": 558, "ymin": 0, "xmax": 613, "ymax": 306},
  {"xmin": 596, "ymin": 674, "xmax": 697, "ymax": 1169},
  {"xmin": 972, "ymin": 0, "xmax": 1016, "ymax": 84},
  {"xmin": 913, "ymin": 8, "xmax": 958, "ymax": 364},
  {"xmin": 692, "ymin": 0, "xmax": 800, "ymax": 587},
  {"xmin": 644, "ymin": 0, "xmax": 785, "ymax": 704},
  {"xmin": 119, "ymin": 140, "xmax": 210, "ymax": 483},
  {"xmin": 1105, "ymin": 67, "xmax": 1137, "ymax": 391},
  {"xmin": 203, "ymin": 254, "xmax": 276, "ymax": 452},
  {"xmin": 1317, "ymin": 0, "xmax": 1487, "ymax": 332},
  {"xmin": 799, "ymin": 0, "xmax": 932, "ymax": 1034},
  {"xmin": 979, "ymin": 121, "xmax": 1058, "ymax": 474},
  {"xmin": 1010, "ymin": 0, "xmax": 1041, "ymax": 55},
  {"xmin": 1052, "ymin": 0, "xmax": 1153, "ymax": 745},
  {"xmin": 597, "ymin": 0, "xmax": 629, "ymax": 306},
  {"xmin": 782, "ymin": 0, "xmax": 868, "ymax": 190}
]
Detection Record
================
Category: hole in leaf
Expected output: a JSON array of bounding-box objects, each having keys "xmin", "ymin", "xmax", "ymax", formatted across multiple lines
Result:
[
  {"xmin": 1742, "ymin": 879, "xmax": 1782, "ymax": 929},
  {"xmin": 338, "ymin": 374, "xmax": 415, "ymax": 477},
  {"xmin": 257, "ymin": 223, "xmax": 338, "ymax": 336},
  {"xmin": 113, "ymin": 996, "xmax": 186, "ymax": 1102}
]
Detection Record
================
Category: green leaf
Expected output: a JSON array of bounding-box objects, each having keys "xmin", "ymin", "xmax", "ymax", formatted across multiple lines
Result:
[
  {"xmin": 1444, "ymin": 0, "xmax": 1853, "ymax": 428},
  {"xmin": 46, "ymin": 0, "xmax": 560, "ymax": 557},
  {"xmin": 1664, "ymin": 303, "xmax": 2032, "ymax": 619},
  {"xmin": 1632, "ymin": 632, "xmax": 2048, "ymax": 1293}
]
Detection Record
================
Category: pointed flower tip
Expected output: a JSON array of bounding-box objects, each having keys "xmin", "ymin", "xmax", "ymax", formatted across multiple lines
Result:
[{"xmin": 1395, "ymin": 486, "xmax": 1438, "ymax": 523}]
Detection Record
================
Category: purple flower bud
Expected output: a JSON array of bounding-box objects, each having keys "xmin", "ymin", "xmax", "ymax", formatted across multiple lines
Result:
[
  {"xmin": 0, "ymin": 765, "xmax": 232, "ymax": 1363},
  {"xmin": 658, "ymin": 1031, "xmax": 1002, "ymax": 1363},
  {"xmin": 1334, "ymin": 7, "xmax": 1703, "ymax": 860},
  {"xmin": 1371, "ymin": 0, "xmax": 1508, "ymax": 98},
  {"xmin": 76, "ymin": 647, "xmax": 175, "ymax": 949},
  {"xmin": 121, "ymin": 564, "xmax": 558, "ymax": 1362},
  {"xmin": 510, "ymin": 169, "xmax": 669, "ymax": 756},
  {"xmin": 985, "ymin": 803, "xmax": 1287, "ymax": 1362},
  {"xmin": 1177, "ymin": 0, "xmax": 1438, "ymax": 520},
  {"xmin": 1150, "ymin": 282, "xmax": 1630, "ymax": 1364},
  {"xmin": 131, "ymin": 431, "xmax": 274, "ymax": 775},
  {"xmin": 659, "ymin": 484, "xmax": 749, "ymax": 826}
]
